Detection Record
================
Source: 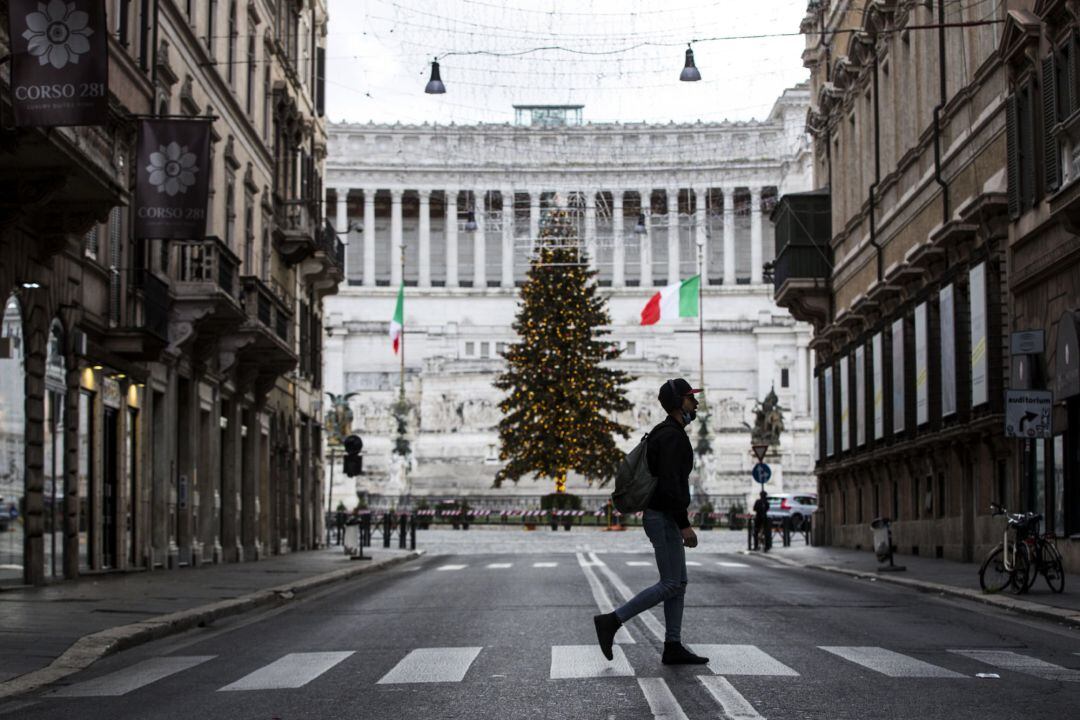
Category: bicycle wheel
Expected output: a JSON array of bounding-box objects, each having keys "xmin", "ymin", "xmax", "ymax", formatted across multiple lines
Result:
[
  {"xmin": 1043, "ymin": 542, "xmax": 1065, "ymax": 593},
  {"xmin": 979, "ymin": 545, "xmax": 1012, "ymax": 593},
  {"xmin": 1010, "ymin": 543, "xmax": 1033, "ymax": 594},
  {"xmin": 1022, "ymin": 543, "xmax": 1040, "ymax": 593}
]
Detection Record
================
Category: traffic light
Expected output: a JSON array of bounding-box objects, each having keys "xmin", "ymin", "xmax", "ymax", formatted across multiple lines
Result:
[{"xmin": 343, "ymin": 434, "xmax": 363, "ymax": 477}]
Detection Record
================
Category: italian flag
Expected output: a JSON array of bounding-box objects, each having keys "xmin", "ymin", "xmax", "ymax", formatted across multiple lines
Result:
[
  {"xmin": 640, "ymin": 275, "xmax": 699, "ymax": 325},
  {"xmin": 389, "ymin": 283, "xmax": 404, "ymax": 353}
]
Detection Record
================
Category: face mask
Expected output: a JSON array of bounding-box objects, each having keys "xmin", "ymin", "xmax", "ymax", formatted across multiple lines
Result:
[{"xmin": 681, "ymin": 409, "xmax": 696, "ymax": 424}]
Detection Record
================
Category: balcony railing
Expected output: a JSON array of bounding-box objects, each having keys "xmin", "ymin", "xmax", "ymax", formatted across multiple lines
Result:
[
  {"xmin": 169, "ymin": 236, "xmax": 240, "ymax": 299},
  {"xmin": 273, "ymin": 197, "xmax": 319, "ymax": 263},
  {"xmin": 241, "ymin": 275, "xmax": 294, "ymax": 348},
  {"xmin": 771, "ymin": 190, "xmax": 833, "ymax": 291},
  {"xmin": 318, "ymin": 220, "xmax": 345, "ymax": 270},
  {"xmin": 134, "ymin": 269, "xmax": 170, "ymax": 341}
]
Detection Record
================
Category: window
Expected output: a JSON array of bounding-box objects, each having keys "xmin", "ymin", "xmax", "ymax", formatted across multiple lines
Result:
[
  {"xmin": 781, "ymin": 367, "xmax": 790, "ymax": 388},
  {"xmin": 206, "ymin": 0, "xmax": 217, "ymax": 56},
  {"xmin": 109, "ymin": 207, "xmax": 122, "ymax": 325},
  {"xmin": 138, "ymin": 0, "xmax": 149, "ymax": 69},
  {"xmin": 263, "ymin": 65, "xmax": 271, "ymax": 141},
  {"xmin": 1006, "ymin": 78, "xmax": 1037, "ymax": 218},
  {"xmin": 480, "ymin": 342, "xmax": 490, "ymax": 358},
  {"xmin": 261, "ymin": 211, "xmax": 271, "ymax": 279},
  {"xmin": 224, "ymin": 173, "xmax": 236, "ymax": 248},
  {"xmin": 495, "ymin": 342, "xmax": 506, "ymax": 356},
  {"xmin": 115, "ymin": 0, "xmax": 130, "ymax": 47},
  {"xmin": 464, "ymin": 342, "xmax": 474, "ymax": 356},
  {"xmin": 227, "ymin": 2, "xmax": 237, "ymax": 85},
  {"xmin": 246, "ymin": 36, "xmax": 256, "ymax": 112},
  {"xmin": 244, "ymin": 193, "xmax": 254, "ymax": 271},
  {"xmin": 84, "ymin": 226, "xmax": 99, "ymax": 260}
]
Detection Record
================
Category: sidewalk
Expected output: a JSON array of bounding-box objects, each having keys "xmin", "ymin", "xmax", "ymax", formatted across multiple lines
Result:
[
  {"xmin": 0, "ymin": 545, "xmax": 421, "ymax": 698},
  {"xmin": 751, "ymin": 543, "xmax": 1080, "ymax": 629}
]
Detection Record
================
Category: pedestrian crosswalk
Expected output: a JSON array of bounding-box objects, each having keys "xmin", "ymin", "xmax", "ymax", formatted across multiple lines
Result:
[
  {"xmin": 45, "ymin": 643, "xmax": 1080, "ymax": 698},
  {"xmin": 413, "ymin": 559, "xmax": 755, "ymax": 571}
]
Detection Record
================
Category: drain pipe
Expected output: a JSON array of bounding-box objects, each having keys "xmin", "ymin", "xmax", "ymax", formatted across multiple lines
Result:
[
  {"xmin": 931, "ymin": 0, "xmax": 951, "ymax": 224},
  {"xmin": 868, "ymin": 33, "xmax": 883, "ymax": 282}
]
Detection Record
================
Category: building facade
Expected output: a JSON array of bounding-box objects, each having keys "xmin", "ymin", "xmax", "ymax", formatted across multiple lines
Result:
[
  {"xmin": 0, "ymin": 0, "xmax": 338, "ymax": 586},
  {"xmin": 323, "ymin": 88, "xmax": 818, "ymax": 511},
  {"xmin": 777, "ymin": 0, "xmax": 1078, "ymax": 571}
]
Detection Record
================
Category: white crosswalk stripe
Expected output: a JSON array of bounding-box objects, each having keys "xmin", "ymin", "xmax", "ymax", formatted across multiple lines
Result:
[
  {"xmin": 717, "ymin": 561, "xmax": 750, "ymax": 568},
  {"xmin": 637, "ymin": 677, "xmax": 690, "ymax": 720},
  {"xmin": 699, "ymin": 676, "xmax": 765, "ymax": 720},
  {"xmin": 532, "ymin": 562, "xmax": 558, "ymax": 567},
  {"xmin": 550, "ymin": 645, "xmax": 634, "ymax": 679},
  {"xmin": 950, "ymin": 650, "xmax": 1080, "ymax": 682},
  {"xmin": 218, "ymin": 652, "xmax": 354, "ymax": 691},
  {"xmin": 626, "ymin": 561, "xmax": 652, "ymax": 566},
  {"xmin": 486, "ymin": 563, "xmax": 513, "ymax": 568},
  {"xmin": 589, "ymin": 552, "xmax": 667, "ymax": 642},
  {"xmin": 685, "ymin": 561, "xmax": 702, "ymax": 566},
  {"xmin": 435, "ymin": 564, "xmax": 467, "ymax": 571},
  {"xmin": 377, "ymin": 647, "xmax": 483, "ymax": 684},
  {"xmin": 576, "ymin": 552, "xmax": 635, "ymax": 645},
  {"xmin": 50, "ymin": 656, "xmax": 215, "ymax": 697},
  {"xmin": 820, "ymin": 646, "xmax": 965, "ymax": 678},
  {"xmin": 692, "ymin": 644, "xmax": 799, "ymax": 676}
]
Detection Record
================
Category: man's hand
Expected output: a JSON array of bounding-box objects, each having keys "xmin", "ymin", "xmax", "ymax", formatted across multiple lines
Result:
[{"xmin": 681, "ymin": 527, "xmax": 698, "ymax": 548}]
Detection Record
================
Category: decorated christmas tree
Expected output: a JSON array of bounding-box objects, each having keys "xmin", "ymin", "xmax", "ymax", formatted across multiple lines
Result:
[{"xmin": 494, "ymin": 206, "xmax": 633, "ymax": 493}]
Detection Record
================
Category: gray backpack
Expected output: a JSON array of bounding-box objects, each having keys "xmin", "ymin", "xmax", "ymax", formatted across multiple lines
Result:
[{"xmin": 611, "ymin": 434, "xmax": 657, "ymax": 513}]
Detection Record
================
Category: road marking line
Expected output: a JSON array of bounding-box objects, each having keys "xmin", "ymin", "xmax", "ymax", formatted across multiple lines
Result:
[
  {"xmin": 589, "ymin": 552, "xmax": 666, "ymax": 643},
  {"xmin": 486, "ymin": 563, "xmax": 513, "ymax": 568},
  {"xmin": 49, "ymin": 656, "xmax": 215, "ymax": 697},
  {"xmin": 637, "ymin": 677, "xmax": 690, "ymax": 720},
  {"xmin": 626, "ymin": 561, "xmax": 652, "ymax": 566},
  {"xmin": 820, "ymin": 646, "xmax": 965, "ymax": 678},
  {"xmin": 576, "ymin": 552, "xmax": 634, "ymax": 645},
  {"xmin": 698, "ymin": 675, "xmax": 765, "ymax": 719},
  {"xmin": 550, "ymin": 645, "xmax": 635, "ymax": 679},
  {"xmin": 377, "ymin": 647, "xmax": 483, "ymax": 684},
  {"xmin": 435, "ymin": 564, "xmax": 467, "ymax": 571},
  {"xmin": 691, "ymin": 644, "xmax": 799, "ymax": 676},
  {"xmin": 949, "ymin": 650, "xmax": 1080, "ymax": 682},
  {"xmin": 685, "ymin": 561, "xmax": 702, "ymax": 566},
  {"xmin": 218, "ymin": 652, "xmax": 354, "ymax": 691},
  {"xmin": 717, "ymin": 561, "xmax": 750, "ymax": 568},
  {"xmin": 533, "ymin": 562, "xmax": 558, "ymax": 567}
]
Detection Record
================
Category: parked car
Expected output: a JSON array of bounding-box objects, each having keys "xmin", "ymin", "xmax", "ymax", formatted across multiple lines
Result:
[{"xmin": 766, "ymin": 493, "xmax": 818, "ymax": 530}]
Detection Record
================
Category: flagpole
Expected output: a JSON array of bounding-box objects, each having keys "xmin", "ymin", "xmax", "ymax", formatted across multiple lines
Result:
[
  {"xmin": 697, "ymin": 241, "xmax": 705, "ymax": 392},
  {"xmin": 399, "ymin": 241, "xmax": 406, "ymax": 399}
]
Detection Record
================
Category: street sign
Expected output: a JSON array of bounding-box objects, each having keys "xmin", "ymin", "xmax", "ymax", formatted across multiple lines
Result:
[
  {"xmin": 751, "ymin": 463, "xmax": 772, "ymax": 484},
  {"xmin": 1010, "ymin": 330, "xmax": 1045, "ymax": 356},
  {"xmin": 1004, "ymin": 389, "xmax": 1052, "ymax": 438},
  {"xmin": 751, "ymin": 444, "xmax": 769, "ymax": 462}
]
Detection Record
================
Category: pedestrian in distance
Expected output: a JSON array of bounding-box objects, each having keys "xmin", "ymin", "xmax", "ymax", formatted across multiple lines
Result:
[
  {"xmin": 753, "ymin": 490, "xmax": 770, "ymax": 551},
  {"xmin": 594, "ymin": 378, "xmax": 710, "ymax": 666}
]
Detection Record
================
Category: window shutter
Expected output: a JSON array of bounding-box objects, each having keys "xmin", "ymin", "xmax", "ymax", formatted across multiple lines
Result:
[
  {"xmin": 1007, "ymin": 93, "xmax": 1020, "ymax": 219},
  {"xmin": 109, "ymin": 207, "xmax": 122, "ymax": 326},
  {"xmin": 1043, "ymin": 54, "xmax": 1060, "ymax": 194},
  {"xmin": 1021, "ymin": 80, "xmax": 1038, "ymax": 211},
  {"xmin": 316, "ymin": 47, "xmax": 326, "ymax": 117},
  {"xmin": 1069, "ymin": 33, "xmax": 1080, "ymax": 115}
]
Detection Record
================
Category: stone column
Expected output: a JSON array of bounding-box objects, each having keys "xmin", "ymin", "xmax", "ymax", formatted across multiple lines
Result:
[
  {"xmin": 473, "ymin": 190, "xmax": 486, "ymax": 288},
  {"xmin": 390, "ymin": 189, "xmax": 403, "ymax": 287},
  {"xmin": 529, "ymin": 192, "xmax": 540, "ymax": 252},
  {"xmin": 501, "ymin": 188, "xmax": 514, "ymax": 288},
  {"xmin": 334, "ymin": 188, "xmax": 348, "ymax": 277},
  {"xmin": 797, "ymin": 334, "xmax": 810, "ymax": 416},
  {"xmin": 584, "ymin": 191, "xmax": 597, "ymax": 272},
  {"xmin": 723, "ymin": 186, "xmax": 736, "ymax": 285},
  {"xmin": 418, "ymin": 189, "xmax": 431, "ymax": 288},
  {"xmin": 612, "ymin": 190, "xmax": 625, "ymax": 288},
  {"xmin": 639, "ymin": 188, "xmax": 652, "ymax": 287},
  {"xmin": 694, "ymin": 187, "xmax": 708, "ymax": 282},
  {"xmin": 751, "ymin": 186, "xmax": 763, "ymax": 284},
  {"xmin": 667, "ymin": 187, "xmax": 680, "ymax": 285},
  {"xmin": 446, "ymin": 188, "xmax": 459, "ymax": 287},
  {"xmin": 363, "ymin": 189, "xmax": 376, "ymax": 287}
]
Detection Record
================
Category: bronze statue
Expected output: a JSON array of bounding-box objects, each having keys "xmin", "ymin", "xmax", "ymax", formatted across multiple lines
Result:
[
  {"xmin": 324, "ymin": 392, "xmax": 358, "ymax": 445},
  {"xmin": 748, "ymin": 387, "xmax": 786, "ymax": 447}
]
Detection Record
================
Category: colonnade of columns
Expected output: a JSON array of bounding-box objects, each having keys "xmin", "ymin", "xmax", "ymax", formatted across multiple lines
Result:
[{"xmin": 332, "ymin": 187, "xmax": 769, "ymax": 288}]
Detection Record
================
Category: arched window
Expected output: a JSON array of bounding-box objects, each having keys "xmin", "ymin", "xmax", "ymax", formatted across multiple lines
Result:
[{"xmin": 246, "ymin": 35, "xmax": 256, "ymax": 112}]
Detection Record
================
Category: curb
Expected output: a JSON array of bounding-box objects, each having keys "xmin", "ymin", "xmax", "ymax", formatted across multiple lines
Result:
[
  {"xmin": 0, "ymin": 549, "xmax": 424, "ymax": 700},
  {"xmin": 743, "ymin": 550, "xmax": 1080, "ymax": 630}
]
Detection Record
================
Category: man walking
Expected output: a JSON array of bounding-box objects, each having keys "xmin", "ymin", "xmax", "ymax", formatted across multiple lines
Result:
[{"xmin": 594, "ymin": 378, "xmax": 709, "ymax": 665}]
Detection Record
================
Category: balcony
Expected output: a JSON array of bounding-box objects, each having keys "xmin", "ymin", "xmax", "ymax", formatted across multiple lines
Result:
[
  {"xmin": 771, "ymin": 190, "xmax": 833, "ymax": 331},
  {"xmin": 300, "ymin": 220, "xmax": 346, "ymax": 298},
  {"xmin": 102, "ymin": 269, "xmax": 171, "ymax": 360},
  {"xmin": 165, "ymin": 237, "xmax": 245, "ymax": 350},
  {"xmin": 235, "ymin": 275, "xmax": 297, "ymax": 387},
  {"xmin": 273, "ymin": 198, "xmax": 319, "ymax": 264}
]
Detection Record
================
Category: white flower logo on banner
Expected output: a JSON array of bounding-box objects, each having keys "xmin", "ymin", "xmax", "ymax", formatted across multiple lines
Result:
[
  {"xmin": 22, "ymin": 1, "xmax": 94, "ymax": 70},
  {"xmin": 146, "ymin": 142, "xmax": 200, "ymax": 197}
]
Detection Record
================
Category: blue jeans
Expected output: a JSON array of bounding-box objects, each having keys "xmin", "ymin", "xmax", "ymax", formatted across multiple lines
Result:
[{"xmin": 613, "ymin": 509, "xmax": 687, "ymax": 642}]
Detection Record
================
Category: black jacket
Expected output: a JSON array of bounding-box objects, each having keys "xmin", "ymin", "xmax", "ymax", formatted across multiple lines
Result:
[{"xmin": 645, "ymin": 416, "xmax": 694, "ymax": 529}]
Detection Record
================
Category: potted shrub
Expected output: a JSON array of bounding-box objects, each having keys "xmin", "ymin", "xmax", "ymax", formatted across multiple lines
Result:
[
  {"xmin": 727, "ymin": 502, "xmax": 745, "ymax": 531},
  {"xmin": 541, "ymin": 492, "xmax": 582, "ymax": 531},
  {"xmin": 698, "ymin": 501, "xmax": 715, "ymax": 530},
  {"xmin": 415, "ymin": 500, "xmax": 431, "ymax": 530}
]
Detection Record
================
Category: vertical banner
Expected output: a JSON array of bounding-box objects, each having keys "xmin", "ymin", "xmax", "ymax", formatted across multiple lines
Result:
[
  {"xmin": 969, "ymin": 262, "xmax": 988, "ymax": 406},
  {"xmin": 855, "ymin": 344, "xmax": 866, "ymax": 447},
  {"xmin": 872, "ymin": 332, "xmax": 884, "ymax": 439},
  {"xmin": 8, "ymin": 0, "xmax": 108, "ymax": 126},
  {"xmin": 839, "ymin": 355, "xmax": 850, "ymax": 452},
  {"xmin": 812, "ymin": 374, "xmax": 819, "ymax": 462},
  {"xmin": 134, "ymin": 119, "xmax": 213, "ymax": 240},
  {"xmin": 940, "ymin": 284, "xmax": 957, "ymax": 417},
  {"xmin": 892, "ymin": 318, "xmax": 905, "ymax": 434},
  {"xmin": 915, "ymin": 302, "xmax": 929, "ymax": 426},
  {"xmin": 824, "ymin": 366, "xmax": 834, "ymax": 457}
]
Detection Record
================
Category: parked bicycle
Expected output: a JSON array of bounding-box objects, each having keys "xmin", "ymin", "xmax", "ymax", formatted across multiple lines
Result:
[
  {"xmin": 979, "ymin": 502, "xmax": 1037, "ymax": 594},
  {"xmin": 1020, "ymin": 518, "xmax": 1066, "ymax": 594}
]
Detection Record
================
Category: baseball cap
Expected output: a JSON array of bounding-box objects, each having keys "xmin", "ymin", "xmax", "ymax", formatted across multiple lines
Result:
[{"xmin": 658, "ymin": 378, "xmax": 703, "ymax": 410}]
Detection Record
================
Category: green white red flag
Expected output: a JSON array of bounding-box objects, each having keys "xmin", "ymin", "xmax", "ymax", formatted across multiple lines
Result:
[
  {"xmin": 640, "ymin": 275, "xmax": 699, "ymax": 325},
  {"xmin": 390, "ymin": 283, "xmax": 404, "ymax": 353}
]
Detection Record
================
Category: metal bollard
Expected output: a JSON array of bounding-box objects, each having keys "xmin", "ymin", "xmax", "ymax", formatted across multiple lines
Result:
[
  {"xmin": 410, "ymin": 515, "xmax": 417, "ymax": 550},
  {"xmin": 747, "ymin": 518, "xmax": 753, "ymax": 550},
  {"xmin": 782, "ymin": 517, "xmax": 791, "ymax": 547},
  {"xmin": 383, "ymin": 512, "xmax": 392, "ymax": 548},
  {"xmin": 398, "ymin": 514, "xmax": 407, "ymax": 549}
]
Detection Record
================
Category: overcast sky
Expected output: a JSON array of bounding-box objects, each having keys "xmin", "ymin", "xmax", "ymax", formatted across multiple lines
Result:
[{"xmin": 326, "ymin": 0, "xmax": 812, "ymax": 126}]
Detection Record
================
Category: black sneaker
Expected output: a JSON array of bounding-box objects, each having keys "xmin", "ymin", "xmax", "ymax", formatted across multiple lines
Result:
[
  {"xmin": 662, "ymin": 642, "xmax": 709, "ymax": 665},
  {"xmin": 593, "ymin": 612, "xmax": 621, "ymax": 661}
]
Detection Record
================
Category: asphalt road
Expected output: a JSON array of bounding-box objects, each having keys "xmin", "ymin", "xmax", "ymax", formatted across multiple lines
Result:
[{"xmin": 3, "ymin": 545, "xmax": 1079, "ymax": 719}]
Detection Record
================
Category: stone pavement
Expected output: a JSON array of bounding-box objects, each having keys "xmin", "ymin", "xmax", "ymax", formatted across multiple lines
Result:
[
  {"xmin": 0, "ymin": 545, "xmax": 419, "ymax": 698},
  {"xmin": 754, "ymin": 542, "xmax": 1080, "ymax": 629}
]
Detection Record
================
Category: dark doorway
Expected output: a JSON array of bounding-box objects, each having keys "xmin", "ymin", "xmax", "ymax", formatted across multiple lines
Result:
[{"xmin": 103, "ymin": 407, "xmax": 119, "ymax": 569}]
